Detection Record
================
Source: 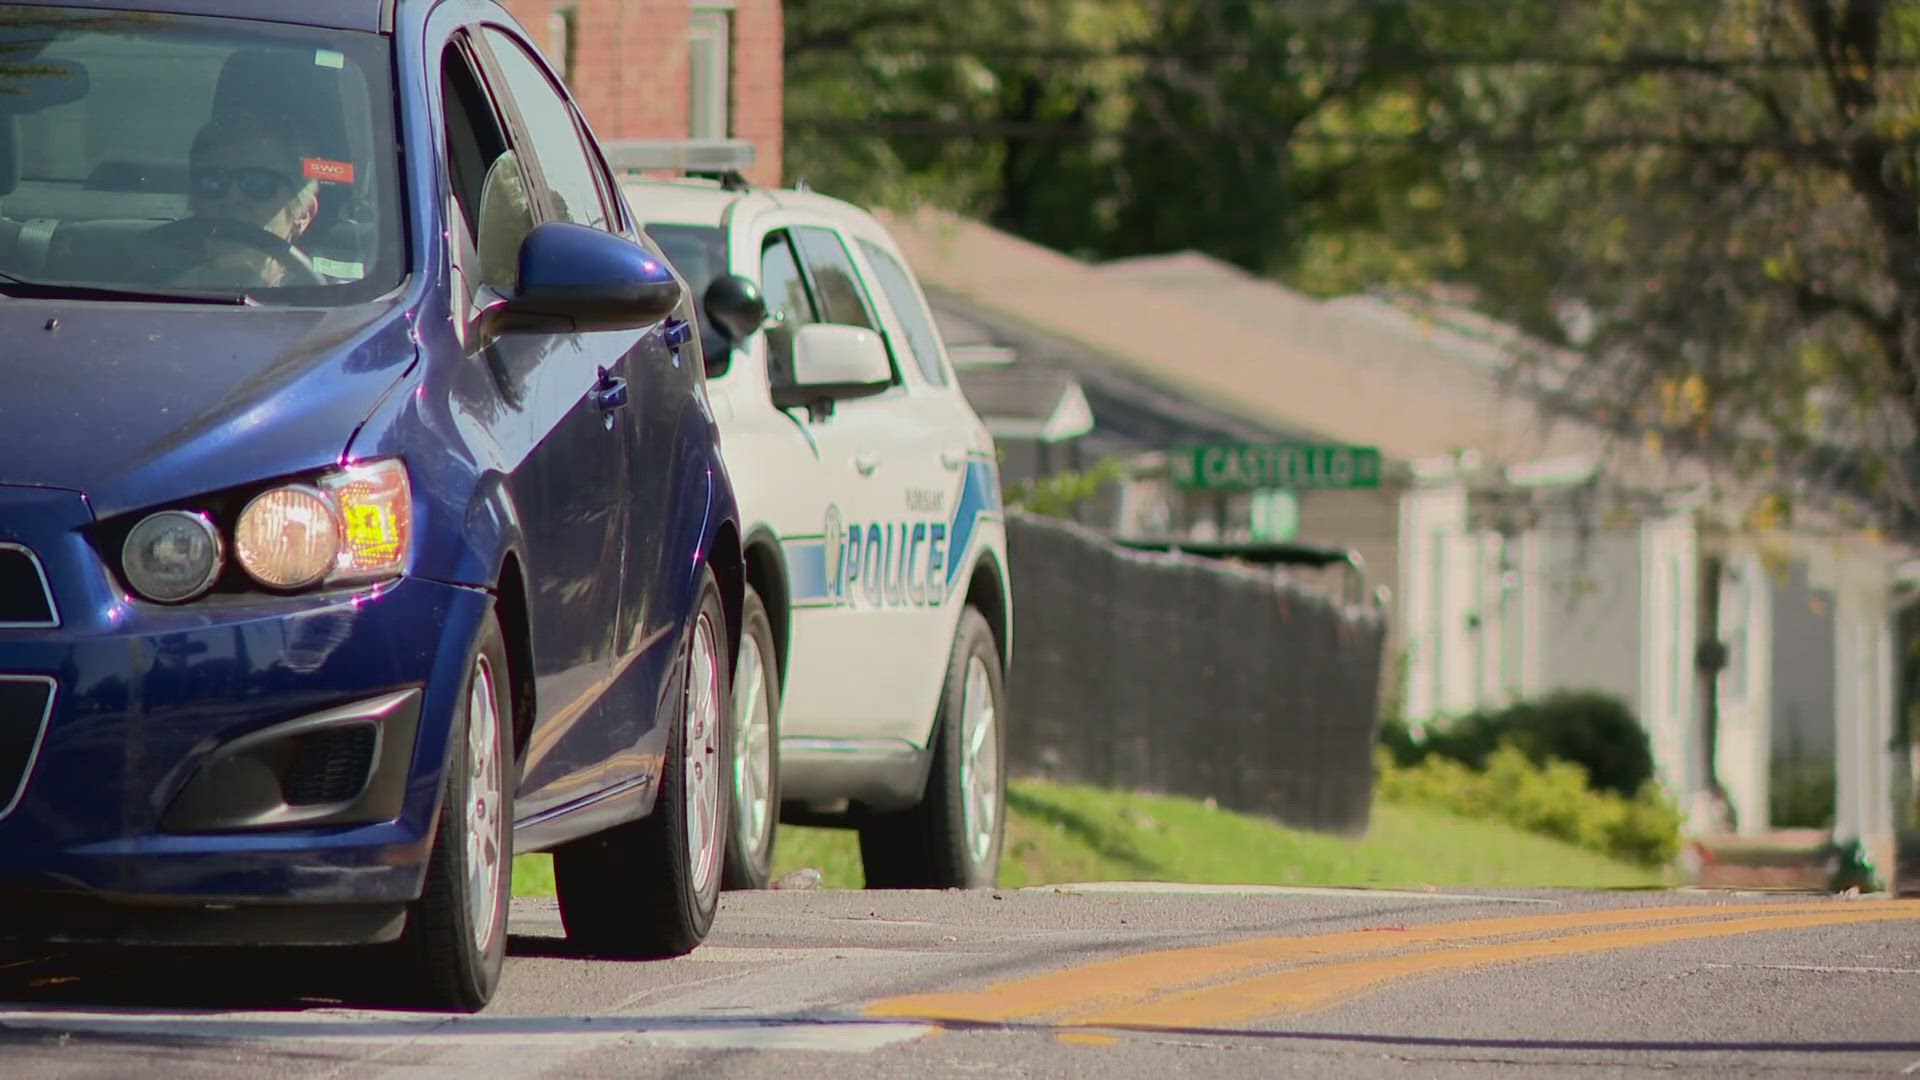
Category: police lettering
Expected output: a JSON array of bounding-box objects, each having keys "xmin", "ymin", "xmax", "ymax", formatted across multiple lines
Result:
[{"xmin": 838, "ymin": 520, "xmax": 948, "ymax": 607}]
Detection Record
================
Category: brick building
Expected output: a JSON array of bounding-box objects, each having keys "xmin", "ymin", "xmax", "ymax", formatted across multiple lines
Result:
[{"xmin": 500, "ymin": 0, "xmax": 783, "ymax": 185}]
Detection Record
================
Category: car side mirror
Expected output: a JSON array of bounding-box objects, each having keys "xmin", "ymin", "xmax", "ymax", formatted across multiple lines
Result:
[
  {"xmin": 704, "ymin": 273, "xmax": 766, "ymax": 341},
  {"xmin": 473, "ymin": 221, "xmax": 684, "ymax": 343},
  {"xmin": 769, "ymin": 324, "xmax": 894, "ymax": 412}
]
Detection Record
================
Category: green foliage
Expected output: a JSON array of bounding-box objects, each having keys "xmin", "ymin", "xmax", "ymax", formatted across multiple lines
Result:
[
  {"xmin": 513, "ymin": 776, "xmax": 1672, "ymax": 895},
  {"xmin": 1376, "ymin": 745, "xmax": 1683, "ymax": 867},
  {"xmin": 788, "ymin": 1, "xmax": 1920, "ymax": 513},
  {"xmin": 1006, "ymin": 457, "xmax": 1125, "ymax": 519},
  {"xmin": 768, "ymin": 779, "xmax": 1667, "ymax": 890},
  {"xmin": 783, "ymin": 0, "xmax": 1152, "ymax": 231},
  {"xmin": 1384, "ymin": 690, "xmax": 1655, "ymax": 799},
  {"xmin": 1828, "ymin": 837, "xmax": 1884, "ymax": 894},
  {"xmin": 1770, "ymin": 752, "xmax": 1836, "ymax": 830},
  {"xmin": 783, "ymin": 0, "xmax": 1459, "ymax": 275}
]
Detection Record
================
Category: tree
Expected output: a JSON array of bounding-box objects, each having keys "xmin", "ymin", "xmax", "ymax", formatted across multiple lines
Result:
[
  {"xmin": 782, "ymin": 0, "xmax": 1151, "ymax": 237},
  {"xmin": 782, "ymin": 0, "xmax": 1453, "ymax": 266},
  {"xmin": 785, "ymin": 0, "xmax": 1920, "ymax": 518},
  {"xmin": 1103, "ymin": 0, "xmax": 1438, "ymax": 277},
  {"xmin": 1409, "ymin": 0, "xmax": 1920, "ymax": 519}
]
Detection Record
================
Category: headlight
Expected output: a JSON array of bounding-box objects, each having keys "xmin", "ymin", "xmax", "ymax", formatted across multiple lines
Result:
[
  {"xmin": 236, "ymin": 458, "xmax": 412, "ymax": 590},
  {"xmin": 235, "ymin": 485, "xmax": 338, "ymax": 589},
  {"xmin": 122, "ymin": 510, "xmax": 224, "ymax": 603},
  {"xmin": 321, "ymin": 458, "xmax": 411, "ymax": 582}
]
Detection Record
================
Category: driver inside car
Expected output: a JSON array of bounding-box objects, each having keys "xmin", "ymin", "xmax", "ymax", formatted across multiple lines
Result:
[{"xmin": 149, "ymin": 114, "xmax": 324, "ymax": 289}]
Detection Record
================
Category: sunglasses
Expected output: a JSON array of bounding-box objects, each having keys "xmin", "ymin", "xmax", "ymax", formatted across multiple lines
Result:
[{"xmin": 190, "ymin": 165, "xmax": 294, "ymax": 201}]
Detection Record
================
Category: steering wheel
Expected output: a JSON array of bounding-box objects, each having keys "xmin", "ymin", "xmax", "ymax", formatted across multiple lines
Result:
[{"xmin": 146, "ymin": 216, "xmax": 327, "ymax": 288}]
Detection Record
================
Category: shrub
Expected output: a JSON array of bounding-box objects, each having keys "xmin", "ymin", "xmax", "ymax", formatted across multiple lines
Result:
[
  {"xmin": 1769, "ymin": 752, "xmax": 1835, "ymax": 830},
  {"xmin": 1007, "ymin": 458, "xmax": 1126, "ymax": 519},
  {"xmin": 1376, "ymin": 745, "xmax": 1683, "ymax": 867},
  {"xmin": 1383, "ymin": 690, "xmax": 1655, "ymax": 799},
  {"xmin": 1497, "ymin": 691, "xmax": 1656, "ymax": 799},
  {"xmin": 1376, "ymin": 713, "xmax": 1423, "ymax": 767}
]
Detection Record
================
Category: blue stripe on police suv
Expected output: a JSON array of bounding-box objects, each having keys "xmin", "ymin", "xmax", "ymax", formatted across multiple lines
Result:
[
  {"xmin": 942, "ymin": 458, "xmax": 999, "ymax": 592},
  {"xmin": 786, "ymin": 456, "xmax": 1000, "ymax": 609}
]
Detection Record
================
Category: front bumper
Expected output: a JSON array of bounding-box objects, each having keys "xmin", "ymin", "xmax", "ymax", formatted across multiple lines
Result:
[{"xmin": 0, "ymin": 484, "xmax": 490, "ymax": 938}]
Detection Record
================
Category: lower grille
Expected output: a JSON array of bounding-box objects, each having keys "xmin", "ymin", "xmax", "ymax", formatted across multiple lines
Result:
[
  {"xmin": 0, "ymin": 676, "xmax": 55, "ymax": 818},
  {"xmin": 0, "ymin": 545, "xmax": 57, "ymax": 627},
  {"xmin": 284, "ymin": 723, "xmax": 379, "ymax": 806}
]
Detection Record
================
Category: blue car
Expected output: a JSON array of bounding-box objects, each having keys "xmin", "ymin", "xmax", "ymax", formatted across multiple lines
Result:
[{"xmin": 0, "ymin": 0, "xmax": 742, "ymax": 1011}]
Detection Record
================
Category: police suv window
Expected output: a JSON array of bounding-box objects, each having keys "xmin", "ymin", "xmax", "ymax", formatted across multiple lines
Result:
[
  {"xmin": 760, "ymin": 231, "xmax": 818, "ymax": 390},
  {"xmin": 478, "ymin": 27, "xmax": 610, "ymax": 230},
  {"xmin": 858, "ymin": 239, "xmax": 949, "ymax": 387},
  {"xmin": 792, "ymin": 227, "xmax": 876, "ymax": 330}
]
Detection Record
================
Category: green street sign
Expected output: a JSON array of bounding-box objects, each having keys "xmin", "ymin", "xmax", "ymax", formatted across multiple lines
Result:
[
  {"xmin": 1249, "ymin": 488, "xmax": 1300, "ymax": 540},
  {"xmin": 1169, "ymin": 443, "xmax": 1383, "ymax": 492}
]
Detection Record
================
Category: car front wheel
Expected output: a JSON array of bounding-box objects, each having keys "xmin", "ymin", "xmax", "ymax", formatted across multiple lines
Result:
[
  {"xmin": 385, "ymin": 608, "xmax": 514, "ymax": 1011},
  {"xmin": 554, "ymin": 566, "xmax": 730, "ymax": 955}
]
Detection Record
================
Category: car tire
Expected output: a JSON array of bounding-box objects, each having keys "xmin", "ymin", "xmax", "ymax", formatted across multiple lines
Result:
[
  {"xmin": 387, "ymin": 608, "xmax": 514, "ymax": 1012},
  {"xmin": 554, "ymin": 566, "xmax": 730, "ymax": 956},
  {"xmin": 722, "ymin": 584, "xmax": 780, "ymax": 890},
  {"xmin": 857, "ymin": 606, "xmax": 1005, "ymax": 890}
]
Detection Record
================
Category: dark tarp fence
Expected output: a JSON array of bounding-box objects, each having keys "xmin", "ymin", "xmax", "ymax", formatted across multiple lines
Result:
[{"xmin": 1004, "ymin": 510, "xmax": 1388, "ymax": 836}]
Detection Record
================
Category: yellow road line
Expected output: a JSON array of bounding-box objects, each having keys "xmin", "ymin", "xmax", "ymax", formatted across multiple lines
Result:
[
  {"xmin": 1055, "ymin": 1032, "xmax": 1120, "ymax": 1046},
  {"xmin": 1074, "ymin": 905, "xmax": 1920, "ymax": 1029},
  {"xmin": 865, "ymin": 900, "xmax": 1920, "ymax": 1026}
]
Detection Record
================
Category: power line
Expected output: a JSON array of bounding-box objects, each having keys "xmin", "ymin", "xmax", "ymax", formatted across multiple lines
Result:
[
  {"xmin": 787, "ymin": 41, "xmax": 1920, "ymax": 71},
  {"xmin": 786, "ymin": 116, "xmax": 1920, "ymax": 151}
]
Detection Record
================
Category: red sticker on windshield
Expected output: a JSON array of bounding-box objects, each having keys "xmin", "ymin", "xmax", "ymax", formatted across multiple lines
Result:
[{"xmin": 303, "ymin": 157, "xmax": 355, "ymax": 184}]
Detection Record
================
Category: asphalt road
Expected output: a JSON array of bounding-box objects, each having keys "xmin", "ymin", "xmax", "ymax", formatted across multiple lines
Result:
[{"xmin": 1, "ymin": 885, "xmax": 1916, "ymax": 1078}]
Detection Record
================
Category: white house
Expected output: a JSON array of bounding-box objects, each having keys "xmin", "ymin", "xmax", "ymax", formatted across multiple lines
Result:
[{"xmin": 884, "ymin": 210, "xmax": 1916, "ymax": 873}]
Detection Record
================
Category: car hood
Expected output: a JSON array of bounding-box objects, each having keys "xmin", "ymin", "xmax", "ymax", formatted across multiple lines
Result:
[{"xmin": 0, "ymin": 299, "xmax": 418, "ymax": 519}]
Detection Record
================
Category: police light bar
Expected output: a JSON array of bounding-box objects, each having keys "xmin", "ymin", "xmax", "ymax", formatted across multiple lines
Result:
[{"xmin": 603, "ymin": 138, "xmax": 757, "ymax": 175}]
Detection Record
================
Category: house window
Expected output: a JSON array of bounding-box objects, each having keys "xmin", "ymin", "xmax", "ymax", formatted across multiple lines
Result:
[
  {"xmin": 688, "ymin": 5, "xmax": 732, "ymax": 139},
  {"xmin": 548, "ymin": 6, "xmax": 577, "ymax": 84}
]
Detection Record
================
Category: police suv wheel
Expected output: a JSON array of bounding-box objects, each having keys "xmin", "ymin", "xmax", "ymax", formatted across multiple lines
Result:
[
  {"xmin": 554, "ymin": 566, "xmax": 730, "ymax": 955},
  {"xmin": 858, "ymin": 606, "xmax": 1005, "ymax": 889},
  {"xmin": 723, "ymin": 585, "xmax": 780, "ymax": 890}
]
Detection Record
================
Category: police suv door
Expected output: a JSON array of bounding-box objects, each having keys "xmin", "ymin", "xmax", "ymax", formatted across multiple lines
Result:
[
  {"xmin": 843, "ymin": 230, "xmax": 989, "ymax": 743},
  {"xmin": 758, "ymin": 222, "xmax": 921, "ymax": 743}
]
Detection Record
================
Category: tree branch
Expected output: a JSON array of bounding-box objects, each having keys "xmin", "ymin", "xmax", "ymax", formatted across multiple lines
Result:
[
  {"xmin": 784, "ymin": 7, "xmax": 937, "ymax": 64},
  {"xmin": 1785, "ymin": 277, "xmax": 1892, "ymax": 333}
]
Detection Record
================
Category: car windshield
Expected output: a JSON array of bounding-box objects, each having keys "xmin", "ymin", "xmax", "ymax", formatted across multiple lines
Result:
[
  {"xmin": 643, "ymin": 221, "xmax": 729, "ymax": 365},
  {"xmin": 0, "ymin": 6, "xmax": 402, "ymax": 305}
]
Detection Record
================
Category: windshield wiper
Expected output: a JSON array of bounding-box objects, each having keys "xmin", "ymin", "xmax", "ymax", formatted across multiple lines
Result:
[{"xmin": 0, "ymin": 271, "xmax": 253, "ymax": 306}]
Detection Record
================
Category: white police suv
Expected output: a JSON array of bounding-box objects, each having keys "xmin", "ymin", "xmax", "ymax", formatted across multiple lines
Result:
[{"xmin": 611, "ymin": 147, "xmax": 1012, "ymax": 891}]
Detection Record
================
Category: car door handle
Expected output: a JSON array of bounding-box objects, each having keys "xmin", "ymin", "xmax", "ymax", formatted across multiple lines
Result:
[
  {"xmin": 591, "ymin": 367, "xmax": 629, "ymax": 413},
  {"xmin": 853, "ymin": 451, "xmax": 881, "ymax": 476},
  {"xmin": 940, "ymin": 449, "xmax": 967, "ymax": 471}
]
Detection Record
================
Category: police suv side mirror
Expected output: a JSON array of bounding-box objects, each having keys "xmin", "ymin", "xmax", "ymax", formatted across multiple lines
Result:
[
  {"xmin": 704, "ymin": 274, "xmax": 767, "ymax": 342},
  {"xmin": 770, "ymin": 323, "xmax": 894, "ymax": 413}
]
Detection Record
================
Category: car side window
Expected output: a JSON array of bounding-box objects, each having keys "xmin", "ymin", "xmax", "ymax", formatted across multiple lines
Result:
[
  {"xmin": 858, "ymin": 239, "xmax": 949, "ymax": 387},
  {"xmin": 760, "ymin": 231, "xmax": 818, "ymax": 390},
  {"xmin": 792, "ymin": 226, "xmax": 875, "ymax": 330},
  {"xmin": 441, "ymin": 39, "xmax": 530, "ymax": 296},
  {"xmin": 478, "ymin": 27, "xmax": 611, "ymax": 230}
]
